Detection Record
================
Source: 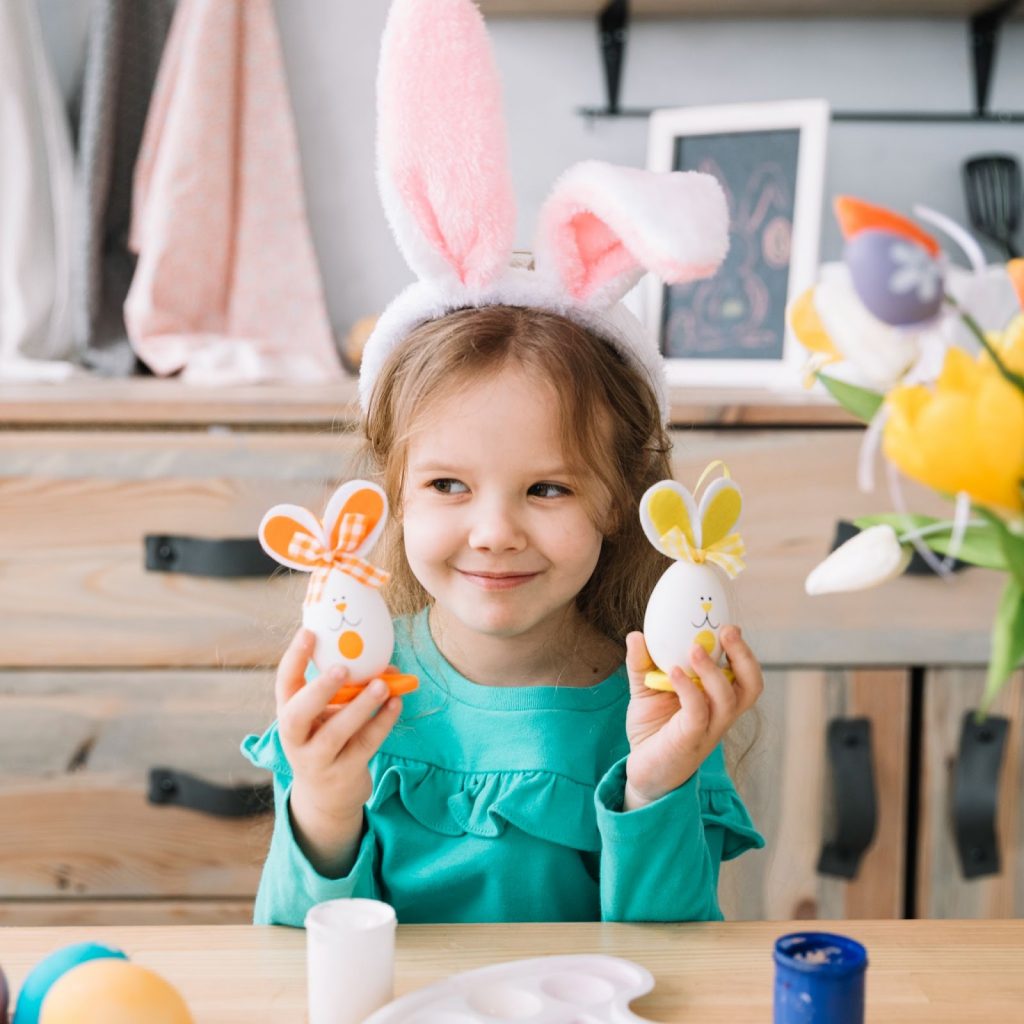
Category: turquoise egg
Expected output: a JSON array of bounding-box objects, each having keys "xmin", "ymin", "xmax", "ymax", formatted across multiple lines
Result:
[{"xmin": 12, "ymin": 943, "xmax": 127, "ymax": 1024}]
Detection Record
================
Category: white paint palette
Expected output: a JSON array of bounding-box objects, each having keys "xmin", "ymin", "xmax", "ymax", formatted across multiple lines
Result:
[{"xmin": 364, "ymin": 954, "xmax": 656, "ymax": 1024}]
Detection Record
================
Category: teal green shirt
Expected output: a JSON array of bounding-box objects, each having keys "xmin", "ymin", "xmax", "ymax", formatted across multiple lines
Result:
[{"xmin": 241, "ymin": 610, "xmax": 764, "ymax": 925}]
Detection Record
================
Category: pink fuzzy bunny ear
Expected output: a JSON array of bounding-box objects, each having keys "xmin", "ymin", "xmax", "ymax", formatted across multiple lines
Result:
[
  {"xmin": 377, "ymin": 0, "xmax": 516, "ymax": 290},
  {"xmin": 533, "ymin": 161, "xmax": 730, "ymax": 307}
]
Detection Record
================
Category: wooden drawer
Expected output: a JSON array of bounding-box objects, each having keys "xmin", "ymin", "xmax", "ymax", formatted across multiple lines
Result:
[
  {"xmin": 719, "ymin": 667, "xmax": 909, "ymax": 921},
  {"xmin": 917, "ymin": 669, "xmax": 1024, "ymax": 918},
  {"xmin": 669, "ymin": 429, "xmax": 1001, "ymax": 667},
  {"xmin": 0, "ymin": 669, "xmax": 274, "ymax": 924},
  {"xmin": 0, "ymin": 431, "xmax": 361, "ymax": 667},
  {"xmin": 1, "ymin": 428, "xmax": 1002, "ymax": 669}
]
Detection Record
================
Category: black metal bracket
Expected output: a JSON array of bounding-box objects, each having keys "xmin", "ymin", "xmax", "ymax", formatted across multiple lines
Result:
[
  {"xmin": 971, "ymin": 0, "xmax": 1023, "ymax": 117},
  {"xmin": 145, "ymin": 535, "xmax": 279, "ymax": 578},
  {"xmin": 148, "ymin": 767, "xmax": 273, "ymax": 818},
  {"xmin": 952, "ymin": 711, "xmax": 1009, "ymax": 879},
  {"xmin": 818, "ymin": 718, "xmax": 878, "ymax": 880},
  {"xmin": 597, "ymin": 0, "xmax": 629, "ymax": 116},
  {"xmin": 583, "ymin": 0, "xmax": 1024, "ymax": 123}
]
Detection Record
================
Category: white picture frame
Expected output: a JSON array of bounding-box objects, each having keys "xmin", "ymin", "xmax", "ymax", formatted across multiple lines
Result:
[{"xmin": 645, "ymin": 98, "xmax": 830, "ymax": 391}]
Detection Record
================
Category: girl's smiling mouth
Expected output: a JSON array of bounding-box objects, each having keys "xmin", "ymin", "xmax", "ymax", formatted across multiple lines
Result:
[{"xmin": 457, "ymin": 569, "xmax": 541, "ymax": 590}]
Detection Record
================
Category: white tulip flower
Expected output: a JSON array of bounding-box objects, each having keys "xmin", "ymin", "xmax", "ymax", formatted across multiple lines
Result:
[{"xmin": 805, "ymin": 524, "xmax": 912, "ymax": 596}]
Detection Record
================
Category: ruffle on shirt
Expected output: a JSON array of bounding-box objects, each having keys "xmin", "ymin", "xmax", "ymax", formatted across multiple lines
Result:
[
  {"xmin": 241, "ymin": 724, "xmax": 601, "ymax": 853},
  {"xmin": 697, "ymin": 774, "xmax": 765, "ymax": 860},
  {"xmin": 369, "ymin": 754, "xmax": 601, "ymax": 852},
  {"xmin": 241, "ymin": 723, "xmax": 291, "ymax": 777}
]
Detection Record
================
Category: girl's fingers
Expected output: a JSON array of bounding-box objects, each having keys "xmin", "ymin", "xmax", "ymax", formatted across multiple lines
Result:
[
  {"xmin": 274, "ymin": 629, "xmax": 317, "ymax": 712},
  {"xmin": 667, "ymin": 666, "xmax": 711, "ymax": 732},
  {"xmin": 690, "ymin": 645, "xmax": 737, "ymax": 728},
  {"xmin": 625, "ymin": 631, "xmax": 656, "ymax": 696},
  {"xmin": 279, "ymin": 664, "xmax": 349, "ymax": 748},
  {"xmin": 341, "ymin": 694, "xmax": 404, "ymax": 766},
  {"xmin": 720, "ymin": 626, "xmax": 765, "ymax": 712},
  {"xmin": 309, "ymin": 678, "xmax": 394, "ymax": 763}
]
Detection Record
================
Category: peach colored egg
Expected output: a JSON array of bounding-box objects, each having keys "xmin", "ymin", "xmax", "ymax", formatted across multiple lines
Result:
[{"xmin": 39, "ymin": 960, "xmax": 193, "ymax": 1024}]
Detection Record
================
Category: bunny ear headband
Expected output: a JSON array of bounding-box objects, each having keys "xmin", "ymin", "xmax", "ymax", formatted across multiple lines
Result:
[
  {"xmin": 639, "ymin": 462, "xmax": 746, "ymax": 578},
  {"xmin": 259, "ymin": 480, "xmax": 390, "ymax": 604},
  {"xmin": 358, "ymin": 0, "xmax": 731, "ymax": 424}
]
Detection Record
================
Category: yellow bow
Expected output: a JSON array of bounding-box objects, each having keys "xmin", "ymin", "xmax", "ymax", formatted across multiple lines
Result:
[{"xmin": 660, "ymin": 526, "xmax": 746, "ymax": 578}]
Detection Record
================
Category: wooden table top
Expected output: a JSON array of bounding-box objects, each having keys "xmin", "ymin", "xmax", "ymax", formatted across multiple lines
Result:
[{"xmin": 1, "ymin": 919, "xmax": 1022, "ymax": 1022}]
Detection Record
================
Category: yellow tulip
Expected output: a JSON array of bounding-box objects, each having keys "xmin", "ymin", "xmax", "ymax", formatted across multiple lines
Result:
[
  {"xmin": 988, "ymin": 313, "xmax": 1024, "ymax": 375},
  {"xmin": 883, "ymin": 346, "xmax": 1024, "ymax": 513}
]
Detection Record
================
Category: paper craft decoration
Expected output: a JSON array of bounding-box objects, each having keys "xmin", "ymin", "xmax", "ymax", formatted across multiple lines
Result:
[
  {"xmin": 258, "ymin": 480, "xmax": 418, "ymax": 703},
  {"xmin": 363, "ymin": 954, "xmax": 656, "ymax": 1024},
  {"xmin": 639, "ymin": 463, "xmax": 746, "ymax": 689}
]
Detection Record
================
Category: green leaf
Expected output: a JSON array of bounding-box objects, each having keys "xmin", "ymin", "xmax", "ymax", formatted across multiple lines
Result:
[
  {"xmin": 817, "ymin": 374, "xmax": 885, "ymax": 424},
  {"xmin": 853, "ymin": 513, "xmax": 1008, "ymax": 571},
  {"xmin": 976, "ymin": 509, "xmax": 1024, "ymax": 588},
  {"xmin": 980, "ymin": 577, "xmax": 1024, "ymax": 715}
]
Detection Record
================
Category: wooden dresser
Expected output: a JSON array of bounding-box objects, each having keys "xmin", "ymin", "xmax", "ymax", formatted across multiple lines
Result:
[{"xmin": 0, "ymin": 379, "xmax": 1015, "ymax": 925}]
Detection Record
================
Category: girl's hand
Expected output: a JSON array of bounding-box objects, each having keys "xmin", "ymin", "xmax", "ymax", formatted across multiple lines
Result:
[
  {"xmin": 275, "ymin": 629, "xmax": 403, "ymax": 874},
  {"xmin": 622, "ymin": 626, "xmax": 763, "ymax": 811}
]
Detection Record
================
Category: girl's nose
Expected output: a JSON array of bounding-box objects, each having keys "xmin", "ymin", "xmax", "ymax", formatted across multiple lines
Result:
[{"xmin": 468, "ymin": 498, "xmax": 526, "ymax": 552}]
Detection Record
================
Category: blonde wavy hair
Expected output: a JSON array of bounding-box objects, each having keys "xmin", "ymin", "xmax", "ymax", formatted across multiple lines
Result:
[{"xmin": 359, "ymin": 305, "xmax": 673, "ymax": 648}]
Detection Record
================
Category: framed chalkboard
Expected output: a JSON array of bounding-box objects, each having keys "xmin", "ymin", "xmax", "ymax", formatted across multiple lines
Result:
[{"xmin": 645, "ymin": 99, "xmax": 829, "ymax": 391}]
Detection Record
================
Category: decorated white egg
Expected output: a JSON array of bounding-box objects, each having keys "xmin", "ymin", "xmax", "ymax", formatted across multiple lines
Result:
[
  {"xmin": 639, "ymin": 469, "xmax": 746, "ymax": 691},
  {"xmin": 304, "ymin": 566, "xmax": 394, "ymax": 679},
  {"xmin": 258, "ymin": 479, "xmax": 414, "ymax": 701},
  {"xmin": 643, "ymin": 561, "xmax": 732, "ymax": 677}
]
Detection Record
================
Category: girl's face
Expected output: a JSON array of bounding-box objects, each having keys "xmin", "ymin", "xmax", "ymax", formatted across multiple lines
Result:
[{"xmin": 402, "ymin": 362, "xmax": 607, "ymax": 646}]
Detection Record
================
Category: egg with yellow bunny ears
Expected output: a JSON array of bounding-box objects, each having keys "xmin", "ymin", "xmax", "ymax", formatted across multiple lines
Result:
[{"xmin": 639, "ymin": 470, "xmax": 746, "ymax": 690}]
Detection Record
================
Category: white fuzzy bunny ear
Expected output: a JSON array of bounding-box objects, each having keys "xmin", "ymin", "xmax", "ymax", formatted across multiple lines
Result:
[
  {"xmin": 534, "ymin": 161, "xmax": 730, "ymax": 307},
  {"xmin": 376, "ymin": 0, "xmax": 516, "ymax": 291}
]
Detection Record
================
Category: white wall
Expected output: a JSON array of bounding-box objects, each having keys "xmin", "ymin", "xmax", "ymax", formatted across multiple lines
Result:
[{"xmin": 37, "ymin": 2, "xmax": 1024, "ymax": 339}]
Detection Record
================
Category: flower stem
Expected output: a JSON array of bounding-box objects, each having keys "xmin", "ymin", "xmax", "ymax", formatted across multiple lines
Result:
[{"xmin": 946, "ymin": 297, "xmax": 1024, "ymax": 394}]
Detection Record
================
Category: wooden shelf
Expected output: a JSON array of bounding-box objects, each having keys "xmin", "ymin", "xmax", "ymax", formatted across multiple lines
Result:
[
  {"xmin": 478, "ymin": 1, "xmax": 1020, "ymax": 17},
  {"xmin": 0, "ymin": 377, "xmax": 857, "ymax": 428}
]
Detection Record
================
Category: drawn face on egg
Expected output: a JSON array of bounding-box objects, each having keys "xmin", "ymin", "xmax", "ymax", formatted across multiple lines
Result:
[
  {"xmin": 303, "ymin": 567, "xmax": 394, "ymax": 681},
  {"xmin": 643, "ymin": 562, "xmax": 732, "ymax": 677}
]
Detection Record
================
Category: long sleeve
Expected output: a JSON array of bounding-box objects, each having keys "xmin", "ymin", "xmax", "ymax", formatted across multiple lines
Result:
[
  {"xmin": 242, "ymin": 724, "xmax": 379, "ymax": 927},
  {"xmin": 594, "ymin": 745, "xmax": 764, "ymax": 922}
]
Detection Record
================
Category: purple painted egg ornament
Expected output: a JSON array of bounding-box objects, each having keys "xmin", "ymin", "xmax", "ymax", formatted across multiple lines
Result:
[{"xmin": 844, "ymin": 228, "xmax": 944, "ymax": 326}]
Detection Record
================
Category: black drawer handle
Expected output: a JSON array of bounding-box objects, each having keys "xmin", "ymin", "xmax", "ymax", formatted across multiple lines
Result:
[
  {"xmin": 145, "ymin": 535, "xmax": 279, "ymax": 578},
  {"xmin": 953, "ymin": 711, "xmax": 1009, "ymax": 878},
  {"xmin": 148, "ymin": 768, "xmax": 272, "ymax": 818},
  {"xmin": 817, "ymin": 718, "xmax": 878, "ymax": 879}
]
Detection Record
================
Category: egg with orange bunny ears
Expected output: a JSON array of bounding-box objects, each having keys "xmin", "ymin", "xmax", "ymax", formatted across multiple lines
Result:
[
  {"xmin": 639, "ymin": 466, "xmax": 746, "ymax": 690},
  {"xmin": 259, "ymin": 480, "xmax": 418, "ymax": 703}
]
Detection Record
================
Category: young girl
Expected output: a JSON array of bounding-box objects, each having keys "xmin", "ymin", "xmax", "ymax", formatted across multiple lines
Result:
[{"xmin": 243, "ymin": 0, "xmax": 764, "ymax": 925}]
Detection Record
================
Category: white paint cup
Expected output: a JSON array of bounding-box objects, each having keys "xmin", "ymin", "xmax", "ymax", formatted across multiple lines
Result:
[{"xmin": 305, "ymin": 898, "xmax": 397, "ymax": 1024}]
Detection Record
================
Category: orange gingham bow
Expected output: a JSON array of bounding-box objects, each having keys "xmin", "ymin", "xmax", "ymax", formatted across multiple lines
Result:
[{"xmin": 288, "ymin": 512, "xmax": 390, "ymax": 603}]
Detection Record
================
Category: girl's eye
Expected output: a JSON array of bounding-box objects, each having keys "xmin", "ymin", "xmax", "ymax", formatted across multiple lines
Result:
[
  {"xmin": 430, "ymin": 478, "xmax": 468, "ymax": 495},
  {"xmin": 528, "ymin": 482, "xmax": 571, "ymax": 498}
]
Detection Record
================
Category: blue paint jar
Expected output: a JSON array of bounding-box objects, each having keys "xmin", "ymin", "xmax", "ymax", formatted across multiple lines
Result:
[{"xmin": 773, "ymin": 931, "xmax": 867, "ymax": 1024}]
